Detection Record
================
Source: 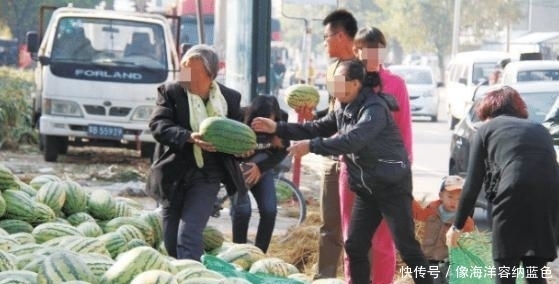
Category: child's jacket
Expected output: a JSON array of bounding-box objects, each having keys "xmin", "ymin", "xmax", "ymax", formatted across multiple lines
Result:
[{"xmin": 412, "ymin": 200, "xmax": 475, "ymax": 261}]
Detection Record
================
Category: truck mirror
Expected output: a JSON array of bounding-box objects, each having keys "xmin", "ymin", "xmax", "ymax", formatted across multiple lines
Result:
[
  {"xmin": 27, "ymin": 31, "xmax": 39, "ymax": 53},
  {"xmin": 38, "ymin": 56, "xmax": 51, "ymax": 66}
]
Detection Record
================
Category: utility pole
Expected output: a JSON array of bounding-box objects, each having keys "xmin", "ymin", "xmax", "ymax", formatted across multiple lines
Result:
[{"xmin": 451, "ymin": 0, "xmax": 461, "ymax": 57}]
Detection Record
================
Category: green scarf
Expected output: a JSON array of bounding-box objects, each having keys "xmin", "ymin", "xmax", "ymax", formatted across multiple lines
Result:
[{"xmin": 187, "ymin": 81, "xmax": 228, "ymax": 168}]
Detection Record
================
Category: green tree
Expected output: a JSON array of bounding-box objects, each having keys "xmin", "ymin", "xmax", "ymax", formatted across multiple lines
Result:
[{"xmin": 0, "ymin": 0, "xmax": 111, "ymax": 46}]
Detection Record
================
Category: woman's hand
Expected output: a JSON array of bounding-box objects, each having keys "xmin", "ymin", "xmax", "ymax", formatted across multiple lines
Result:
[
  {"xmin": 241, "ymin": 162, "xmax": 261, "ymax": 186},
  {"xmin": 287, "ymin": 140, "xmax": 310, "ymax": 158},
  {"xmin": 189, "ymin": 132, "xmax": 216, "ymax": 152},
  {"xmin": 251, "ymin": 117, "xmax": 277, "ymax": 133},
  {"xmin": 446, "ymin": 227, "xmax": 462, "ymax": 248}
]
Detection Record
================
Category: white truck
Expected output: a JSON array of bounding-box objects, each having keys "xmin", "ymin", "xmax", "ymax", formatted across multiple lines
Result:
[{"xmin": 27, "ymin": 5, "xmax": 180, "ymax": 162}]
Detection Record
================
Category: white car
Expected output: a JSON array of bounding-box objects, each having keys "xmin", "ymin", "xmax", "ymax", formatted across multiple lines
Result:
[
  {"xmin": 388, "ymin": 65, "xmax": 442, "ymax": 122},
  {"xmin": 501, "ymin": 60, "xmax": 559, "ymax": 84}
]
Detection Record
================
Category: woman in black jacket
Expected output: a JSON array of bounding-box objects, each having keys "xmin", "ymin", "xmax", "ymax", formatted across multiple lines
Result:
[
  {"xmin": 252, "ymin": 60, "xmax": 434, "ymax": 284},
  {"xmin": 230, "ymin": 95, "xmax": 289, "ymax": 253},
  {"xmin": 447, "ymin": 86, "xmax": 559, "ymax": 284},
  {"xmin": 145, "ymin": 44, "xmax": 247, "ymax": 261}
]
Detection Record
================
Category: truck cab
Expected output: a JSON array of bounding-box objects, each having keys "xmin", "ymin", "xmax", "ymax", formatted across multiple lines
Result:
[{"xmin": 27, "ymin": 6, "xmax": 180, "ymax": 161}]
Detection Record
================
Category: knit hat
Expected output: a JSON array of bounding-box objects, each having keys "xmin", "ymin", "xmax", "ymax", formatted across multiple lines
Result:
[{"xmin": 440, "ymin": 175, "xmax": 465, "ymax": 192}]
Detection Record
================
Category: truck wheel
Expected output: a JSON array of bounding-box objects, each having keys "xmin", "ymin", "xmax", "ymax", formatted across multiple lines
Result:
[
  {"xmin": 43, "ymin": 135, "xmax": 59, "ymax": 162},
  {"xmin": 57, "ymin": 137, "xmax": 69, "ymax": 154},
  {"xmin": 141, "ymin": 142, "xmax": 155, "ymax": 160}
]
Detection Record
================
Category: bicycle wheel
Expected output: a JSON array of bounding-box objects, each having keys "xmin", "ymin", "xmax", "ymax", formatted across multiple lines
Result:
[{"xmin": 274, "ymin": 176, "xmax": 306, "ymax": 227}]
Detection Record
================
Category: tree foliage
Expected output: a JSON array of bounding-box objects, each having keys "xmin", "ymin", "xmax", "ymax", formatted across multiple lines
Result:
[
  {"xmin": 276, "ymin": 0, "xmax": 523, "ymax": 70},
  {"xmin": 0, "ymin": 0, "xmax": 111, "ymax": 46}
]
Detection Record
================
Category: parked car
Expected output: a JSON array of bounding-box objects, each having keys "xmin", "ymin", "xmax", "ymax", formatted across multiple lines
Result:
[
  {"xmin": 500, "ymin": 60, "xmax": 559, "ymax": 84},
  {"xmin": 449, "ymin": 81, "xmax": 559, "ymax": 218},
  {"xmin": 387, "ymin": 65, "xmax": 442, "ymax": 122},
  {"xmin": 445, "ymin": 51, "xmax": 510, "ymax": 129}
]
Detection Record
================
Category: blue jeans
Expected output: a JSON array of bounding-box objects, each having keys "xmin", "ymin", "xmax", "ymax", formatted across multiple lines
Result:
[
  {"xmin": 161, "ymin": 179, "xmax": 220, "ymax": 260},
  {"xmin": 230, "ymin": 170, "xmax": 277, "ymax": 253},
  {"xmin": 345, "ymin": 172, "xmax": 434, "ymax": 284}
]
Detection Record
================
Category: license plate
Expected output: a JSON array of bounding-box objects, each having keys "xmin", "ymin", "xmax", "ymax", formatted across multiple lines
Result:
[{"xmin": 87, "ymin": 124, "xmax": 124, "ymax": 140}]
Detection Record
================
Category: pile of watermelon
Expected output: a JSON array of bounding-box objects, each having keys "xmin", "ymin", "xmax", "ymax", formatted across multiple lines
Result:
[{"xmin": 0, "ymin": 163, "xmax": 343, "ymax": 284}]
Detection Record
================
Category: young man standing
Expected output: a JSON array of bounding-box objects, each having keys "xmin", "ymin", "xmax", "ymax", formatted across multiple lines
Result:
[{"xmin": 311, "ymin": 9, "xmax": 358, "ymax": 279}]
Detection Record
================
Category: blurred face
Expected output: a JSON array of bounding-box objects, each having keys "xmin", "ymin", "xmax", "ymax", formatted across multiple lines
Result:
[
  {"xmin": 332, "ymin": 66, "xmax": 360, "ymax": 103},
  {"xmin": 180, "ymin": 58, "xmax": 212, "ymax": 96},
  {"xmin": 439, "ymin": 189, "xmax": 462, "ymax": 212},
  {"xmin": 353, "ymin": 43, "xmax": 386, "ymax": 72}
]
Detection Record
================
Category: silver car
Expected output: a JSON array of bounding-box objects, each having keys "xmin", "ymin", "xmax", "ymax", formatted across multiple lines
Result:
[{"xmin": 387, "ymin": 65, "xmax": 443, "ymax": 122}]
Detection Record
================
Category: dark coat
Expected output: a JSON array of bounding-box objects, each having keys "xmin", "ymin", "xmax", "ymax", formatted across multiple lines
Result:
[
  {"xmin": 145, "ymin": 82, "xmax": 247, "ymax": 206},
  {"xmin": 275, "ymin": 87, "xmax": 409, "ymax": 197},
  {"xmin": 454, "ymin": 115, "xmax": 559, "ymax": 260}
]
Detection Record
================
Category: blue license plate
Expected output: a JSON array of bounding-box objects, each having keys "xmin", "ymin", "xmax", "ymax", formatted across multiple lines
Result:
[{"xmin": 87, "ymin": 124, "xmax": 124, "ymax": 140}]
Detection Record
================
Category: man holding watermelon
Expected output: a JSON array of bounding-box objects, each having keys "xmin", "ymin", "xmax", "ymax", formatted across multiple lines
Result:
[{"xmin": 146, "ymin": 44, "xmax": 248, "ymax": 261}]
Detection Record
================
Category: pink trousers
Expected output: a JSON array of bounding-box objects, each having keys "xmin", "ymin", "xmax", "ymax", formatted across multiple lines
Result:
[{"xmin": 340, "ymin": 160, "xmax": 396, "ymax": 284}]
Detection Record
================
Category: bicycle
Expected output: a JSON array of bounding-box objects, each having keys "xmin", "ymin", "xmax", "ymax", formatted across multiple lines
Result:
[{"xmin": 211, "ymin": 157, "xmax": 307, "ymax": 228}]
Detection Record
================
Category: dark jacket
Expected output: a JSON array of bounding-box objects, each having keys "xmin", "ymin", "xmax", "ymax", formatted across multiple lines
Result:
[
  {"xmin": 275, "ymin": 86, "xmax": 408, "ymax": 196},
  {"xmin": 454, "ymin": 115, "xmax": 559, "ymax": 260},
  {"xmin": 145, "ymin": 82, "xmax": 247, "ymax": 206},
  {"xmin": 246, "ymin": 109, "xmax": 289, "ymax": 174}
]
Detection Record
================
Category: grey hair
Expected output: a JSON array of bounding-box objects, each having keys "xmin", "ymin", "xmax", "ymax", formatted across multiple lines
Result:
[{"xmin": 180, "ymin": 44, "xmax": 219, "ymax": 80}]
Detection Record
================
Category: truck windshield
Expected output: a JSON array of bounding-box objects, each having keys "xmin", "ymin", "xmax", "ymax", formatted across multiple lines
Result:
[{"xmin": 51, "ymin": 17, "xmax": 167, "ymax": 69}]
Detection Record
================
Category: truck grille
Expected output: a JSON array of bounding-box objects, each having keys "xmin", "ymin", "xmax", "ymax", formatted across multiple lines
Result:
[{"xmin": 83, "ymin": 105, "xmax": 131, "ymax": 117}]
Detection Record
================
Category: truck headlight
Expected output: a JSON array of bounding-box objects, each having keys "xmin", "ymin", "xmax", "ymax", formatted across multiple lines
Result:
[
  {"xmin": 43, "ymin": 99, "xmax": 83, "ymax": 117},
  {"xmin": 131, "ymin": 105, "xmax": 155, "ymax": 121}
]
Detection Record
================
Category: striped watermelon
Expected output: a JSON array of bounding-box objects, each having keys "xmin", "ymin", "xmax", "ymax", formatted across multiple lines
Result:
[
  {"xmin": 9, "ymin": 232, "xmax": 36, "ymax": 245},
  {"xmin": 100, "ymin": 246, "xmax": 174, "ymax": 284},
  {"xmin": 130, "ymin": 270, "xmax": 178, "ymax": 284},
  {"xmin": 98, "ymin": 232, "xmax": 129, "ymax": 258},
  {"xmin": 87, "ymin": 189, "xmax": 117, "ymax": 220},
  {"xmin": 0, "ymin": 219, "xmax": 34, "ymax": 234},
  {"xmin": 8, "ymin": 243, "xmax": 44, "ymax": 257},
  {"xmin": 2, "ymin": 189, "xmax": 36, "ymax": 223},
  {"xmin": 59, "ymin": 236, "xmax": 110, "ymax": 256},
  {"xmin": 174, "ymin": 267, "xmax": 225, "ymax": 282},
  {"xmin": 80, "ymin": 253, "xmax": 115, "ymax": 279},
  {"xmin": 0, "ymin": 227, "xmax": 7, "ymax": 236},
  {"xmin": 203, "ymin": 226, "xmax": 224, "ymax": 252},
  {"xmin": 31, "ymin": 222, "xmax": 84, "ymax": 243},
  {"xmin": 168, "ymin": 258, "xmax": 205, "ymax": 272},
  {"xmin": 199, "ymin": 117, "xmax": 257, "ymax": 155},
  {"xmin": 35, "ymin": 181, "xmax": 67, "ymax": 212},
  {"xmin": 17, "ymin": 180, "xmax": 38, "ymax": 197},
  {"xmin": 21, "ymin": 254, "xmax": 48, "ymax": 273},
  {"xmin": 0, "ymin": 235, "xmax": 20, "ymax": 251},
  {"xmin": 77, "ymin": 221, "xmax": 104, "ymax": 238},
  {"xmin": 37, "ymin": 250, "xmax": 97, "ymax": 284},
  {"xmin": 141, "ymin": 211, "xmax": 164, "ymax": 246},
  {"xmin": 0, "ymin": 192, "xmax": 5, "ymax": 217},
  {"xmin": 33, "ymin": 202, "xmax": 57, "ymax": 224},
  {"xmin": 29, "ymin": 174, "xmax": 61, "ymax": 190},
  {"xmin": 114, "ymin": 200, "xmax": 134, "ymax": 217},
  {"xmin": 0, "ymin": 164, "xmax": 19, "ymax": 191},
  {"xmin": 0, "ymin": 270, "xmax": 38, "ymax": 284},
  {"xmin": 127, "ymin": 238, "xmax": 151, "ymax": 250},
  {"xmin": 66, "ymin": 212, "xmax": 96, "ymax": 226},
  {"xmin": 248, "ymin": 257, "xmax": 299, "ymax": 277},
  {"xmin": 103, "ymin": 216, "xmax": 155, "ymax": 246},
  {"xmin": 117, "ymin": 224, "xmax": 145, "ymax": 242},
  {"xmin": 61, "ymin": 180, "xmax": 88, "ymax": 215},
  {"xmin": 0, "ymin": 250, "xmax": 17, "ymax": 271},
  {"xmin": 215, "ymin": 243, "xmax": 265, "ymax": 270},
  {"xmin": 284, "ymin": 84, "xmax": 320, "ymax": 109}
]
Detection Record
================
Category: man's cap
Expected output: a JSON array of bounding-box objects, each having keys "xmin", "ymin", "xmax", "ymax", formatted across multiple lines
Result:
[{"xmin": 440, "ymin": 175, "xmax": 465, "ymax": 192}]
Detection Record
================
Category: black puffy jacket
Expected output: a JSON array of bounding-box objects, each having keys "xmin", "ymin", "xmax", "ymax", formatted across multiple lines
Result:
[{"xmin": 275, "ymin": 87, "xmax": 408, "ymax": 195}]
